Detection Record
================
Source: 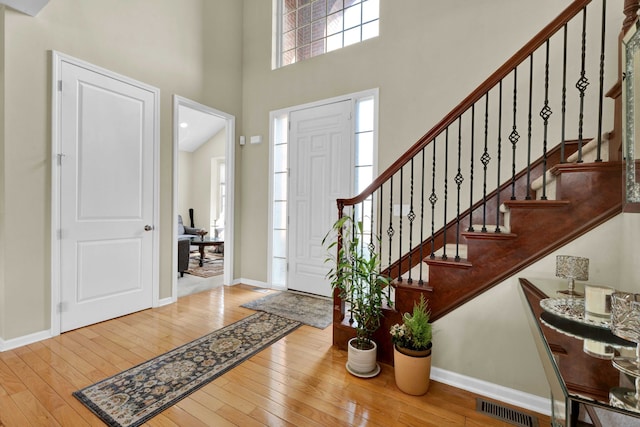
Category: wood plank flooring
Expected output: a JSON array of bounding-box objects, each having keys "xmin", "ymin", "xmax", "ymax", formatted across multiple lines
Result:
[{"xmin": 0, "ymin": 285, "xmax": 551, "ymax": 426}]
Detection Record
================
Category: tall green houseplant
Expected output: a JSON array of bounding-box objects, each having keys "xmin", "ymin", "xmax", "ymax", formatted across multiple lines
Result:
[{"xmin": 323, "ymin": 214, "xmax": 390, "ymax": 350}]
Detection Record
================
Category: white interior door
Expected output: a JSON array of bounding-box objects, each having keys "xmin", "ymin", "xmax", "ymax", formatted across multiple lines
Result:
[
  {"xmin": 58, "ymin": 58, "xmax": 157, "ymax": 332},
  {"xmin": 288, "ymin": 101, "xmax": 352, "ymax": 297}
]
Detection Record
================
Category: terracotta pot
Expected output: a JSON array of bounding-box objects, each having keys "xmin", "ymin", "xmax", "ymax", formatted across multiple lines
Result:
[
  {"xmin": 347, "ymin": 338, "xmax": 379, "ymax": 377},
  {"xmin": 393, "ymin": 344, "xmax": 432, "ymax": 395}
]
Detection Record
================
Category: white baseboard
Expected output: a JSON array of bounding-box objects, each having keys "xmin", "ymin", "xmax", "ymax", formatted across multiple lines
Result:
[
  {"xmin": 157, "ymin": 296, "xmax": 174, "ymax": 307},
  {"xmin": 0, "ymin": 329, "xmax": 53, "ymax": 352},
  {"xmin": 232, "ymin": 278, "xmax": 269, "ymax": 288},
  {"xmin": 431, "ymin": 367, "xmax": 551, "ymax": 416}
]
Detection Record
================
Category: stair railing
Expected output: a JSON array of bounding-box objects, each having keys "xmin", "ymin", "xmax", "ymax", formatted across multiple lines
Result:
[{"xmin": 334, "ymin": 0, "xmax": 618, "ymax": 321}]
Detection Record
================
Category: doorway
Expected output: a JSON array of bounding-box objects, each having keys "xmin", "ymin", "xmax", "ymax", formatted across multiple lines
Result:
[
  {"xmin": 172, "ymin": 96, "xmax": 235, "ymax": 300},
  {"xmin": 268, "ymin": 89, "xmax": 378, "ymax": 296}
]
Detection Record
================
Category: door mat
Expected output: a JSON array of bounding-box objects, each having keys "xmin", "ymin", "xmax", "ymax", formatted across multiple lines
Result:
[{"xmin": 241, "ymin": 291, "xmax": 332, "ymax": 329}]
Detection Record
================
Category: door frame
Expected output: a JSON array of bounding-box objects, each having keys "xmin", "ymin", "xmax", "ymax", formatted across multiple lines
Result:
[
  {"xmin": 50, "ymin": 51, "xmax": 161, "ymax": 336},
  {"xmin": 172, "ymin": 95, "xmax": 235, "ymax": 299},
  {"xmin": 267, "ymin": 88, "xmax": 379, "ymax": 290}
]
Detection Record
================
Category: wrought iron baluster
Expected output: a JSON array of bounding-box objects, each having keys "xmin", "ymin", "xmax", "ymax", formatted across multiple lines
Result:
[
  {"xmin": 455, "ymin": 117, "xmax": 464, "ymax": 261},
  {"xmin": 398, "ymin": 167, "xmax": 403, "ymax": 282},
  {"xmin": 419, "ymin": 147, "xmax": 426, "ymax": 285},
  {"xmin": 576, "ymin": 7, "xmax": 589, "ymax": 163},
  {"xmin": 481, "ymin": 93, "xmax": 491, "ymax": 231},
  {"xmin": 430, "ymin": 138, "xmax": 437, "ymax": 260},
  {"xmin": 540, "ymin": 39, "xmax": 552, "ymax": 201},
  {"xmin": 510, "ymin": 68, "xmax": 520, "ymax": 200},
  {"xmin": 468, "ymin": 105, "xmax": 475, "ymax": 231},
  {"xmin": 442, "ymin": 128, "xmax": 449, "ymax": 260},
  {"xmin": 561, "ymin": 24, "xmax": 568, "ymax": 163},
  {"xmin": 387, "ymin": 177, "xmax": 394, "ymax": 277},
  {"xmin": 407, "ymin": 159, "xmax": 415, "ymax": 283},
  {"xmin": 596, "ymin": 0, "xmax": 607, "ymax": 162},
  {"xmin": 496, "ymin": 80, "xmax": 503, "ymax": 233},
  {"xmin": 526, "ymin": 54, "xmax": 533, "ymax": 200}
]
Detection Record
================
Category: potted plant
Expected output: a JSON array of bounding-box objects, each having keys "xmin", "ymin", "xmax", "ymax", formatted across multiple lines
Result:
[
  {"xmin": 323, "ymin": 214, "xmax": 390, "ymax": 377},
  {"xmin": 390, "ymin": 294, "xmax": 433, "ymax": 395}
]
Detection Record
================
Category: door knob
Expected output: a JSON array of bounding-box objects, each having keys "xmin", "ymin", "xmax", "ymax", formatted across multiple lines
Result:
[{"xmin": 144, "ymin": 225, "xmax": 154, "ymax": 231}]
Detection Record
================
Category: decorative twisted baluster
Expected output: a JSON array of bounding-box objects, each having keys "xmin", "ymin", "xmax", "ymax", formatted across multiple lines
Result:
[
  {"xmin": 596, "ymin": 0, "xmax": 606, "ymax": 162},
  {"xmin": 397, "ymin": 167, "xmax": 403, "ymax": 282},
  {"xmin": 468, "ymin": 105, "xmax": 475, "ymax": 231},
  {"xmin": 481, "ymin": 93, "xmax": 491, "ymax": 231},
  {"xmin": 561, "ymin": 24, "xmax": 568, "ymax": 163},
  {"xmin": 495, "ymin": 80, "xmax": 503, "ymax": 233},
  {"xmin": 419, "ymin": 147, "xmax": 426, "ymax": 284},
  {"xmin": 387, "ymin": 177, "xmax": 394, "ymax": 273},
  {"xmin": 540, "ymin": 40, "xmax": 552, "ymax": 201},
  {"xmin": 576, "ymin": 7, "xmax": 589, "ymax": 163},
  {"xmin": 407, "ymin": 159, "xmax": 415, "ymax": 283},
  {"xmin": 510, "ymin": 68, "xmax": 519, "ymax": 200},
  {"xmin": 455, "ymin": 117, "xmax": 464, "ymax": 261},
  {"xmin": 430, "ymin": 139, "xmax": 437, "ymax": 260}
]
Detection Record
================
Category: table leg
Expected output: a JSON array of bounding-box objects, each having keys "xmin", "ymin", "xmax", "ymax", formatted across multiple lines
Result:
[{"xmin": 199, "ymin": 246, "xmax": 205, "ymax": 267}]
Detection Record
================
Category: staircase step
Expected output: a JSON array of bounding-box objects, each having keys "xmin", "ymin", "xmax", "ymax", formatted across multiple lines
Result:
[{"xmin": 467, "ymin": 223, "xmax": 511, "ymax": 234}]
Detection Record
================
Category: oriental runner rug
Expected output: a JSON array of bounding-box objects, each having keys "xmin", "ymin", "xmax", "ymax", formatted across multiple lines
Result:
[{"xmin": 73, "ymin": 312, "xmax": 301, "ymax": 427}]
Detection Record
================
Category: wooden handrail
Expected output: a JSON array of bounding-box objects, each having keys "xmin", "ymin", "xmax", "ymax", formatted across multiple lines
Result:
[
  {"xmin": 623, "ymin": 0, "xmax": 640, "ymax": 33},
  {"xmin": 338, "ymin": 0, "xmax": 592, "ymax": 208}
]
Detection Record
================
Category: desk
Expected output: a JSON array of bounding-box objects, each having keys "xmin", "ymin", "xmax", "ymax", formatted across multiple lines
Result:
[
  {"xmin": 519, "ymin": 278, "xmax": 640, "ymax": 426},
  {"xmin": 189, "ymin": 237, "xmax": 224, "ymax": 267}
]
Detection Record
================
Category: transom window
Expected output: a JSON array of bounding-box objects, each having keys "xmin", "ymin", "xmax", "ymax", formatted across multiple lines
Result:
[{"xmin": 275, "ymin": 0, "xmax": 380, "ymax": 68}]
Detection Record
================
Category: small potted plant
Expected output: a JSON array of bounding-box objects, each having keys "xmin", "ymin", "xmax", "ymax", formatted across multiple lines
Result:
[
  {"xmin": 323, "ymin": 214, "xmax": 390, "ymax": 377},
  {"xmin": 390, "ymin": 294, "xmax": 433, "ymax": 395}
]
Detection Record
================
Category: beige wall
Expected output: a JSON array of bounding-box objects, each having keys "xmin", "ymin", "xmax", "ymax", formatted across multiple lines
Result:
[
  {"xmin": 0, "ymin": 0, "xmax": 243, "ymax": 340},
  {"xmin": 0, "ymin": 5, "xmax": 5, "ymax": 338},
  {"xmin": 178, "ymin": 129, "xmax": 226, "ymax": 230}
]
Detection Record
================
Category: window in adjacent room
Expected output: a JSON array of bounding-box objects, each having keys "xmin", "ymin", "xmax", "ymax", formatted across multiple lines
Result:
[{"xmin": 274, "ymin": 0, "xmax": 380, "ymax": 68}]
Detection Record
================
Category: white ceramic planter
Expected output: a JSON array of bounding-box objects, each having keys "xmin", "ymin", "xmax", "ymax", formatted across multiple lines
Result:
[{"xmin": 346, "ymin": 338, "xmax": 380, "ymax": 377}]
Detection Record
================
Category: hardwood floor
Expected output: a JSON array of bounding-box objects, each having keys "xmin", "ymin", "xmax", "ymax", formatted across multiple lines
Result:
[{"xmin": 0, "ymin": 285, "xmax": 551, "ymax": 426}]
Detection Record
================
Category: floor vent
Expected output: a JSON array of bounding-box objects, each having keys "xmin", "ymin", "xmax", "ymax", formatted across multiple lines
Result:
[{"xmin": 476, "ymin": 398, "xmax": 539, "ymax": 427}]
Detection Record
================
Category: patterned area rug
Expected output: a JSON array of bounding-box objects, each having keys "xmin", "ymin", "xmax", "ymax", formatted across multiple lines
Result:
[
  {"xmin": 184, "ymin": 252, "xmax": 224, "ymax": 278},
  {"xmin": 241, "ymin": 291, "xmax": 332, "ymax": 329},
  {"xmin": 73, "ymin": 312, "xmax": 301, "ymax": 427}
]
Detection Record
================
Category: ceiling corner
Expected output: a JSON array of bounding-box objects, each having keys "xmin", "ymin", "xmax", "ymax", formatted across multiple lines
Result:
[{"xmin": 0, "ymin": 0, "xmax": 50, "ymax": 17}]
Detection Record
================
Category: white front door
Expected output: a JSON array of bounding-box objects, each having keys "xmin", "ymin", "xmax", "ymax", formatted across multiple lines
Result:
[
  {"xmin": 57, "ymin": 57, "xmax": 158, "ymax": 332},
  {"xmin": 288, "ymin": 101, "xmax": 352, "ymax": 297}
]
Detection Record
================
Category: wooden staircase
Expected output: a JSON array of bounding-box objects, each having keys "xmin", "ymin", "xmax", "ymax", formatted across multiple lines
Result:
[{"xmin": 332, "ymin": 0, "xmax": 633, "ymax": 365}]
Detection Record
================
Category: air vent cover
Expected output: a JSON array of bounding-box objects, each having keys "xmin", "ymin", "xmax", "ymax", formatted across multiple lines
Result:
[{"xmin": 476, "ymin": 398, "xmax": 539, "ymax": 427}]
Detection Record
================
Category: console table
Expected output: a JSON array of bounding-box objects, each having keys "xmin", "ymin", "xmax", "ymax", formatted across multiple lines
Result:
[{"xmin": 519, "ymin": 278, "xmax": 640, "ymax": 426}]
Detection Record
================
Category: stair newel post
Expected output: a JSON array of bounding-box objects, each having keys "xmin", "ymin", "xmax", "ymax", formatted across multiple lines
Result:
[
  {"xmin": 398, "ymin": 167, "xmax": 404, "ymax": 282},
  {"xmin": 468, "ymin": 106, "xmax": 475, "ymax": 231},
  {"xmin": 455, "ymin": 116, "xmax": 464, "ymax": 261},
  {"xmin": 526, "ymin": 53, "xmax": 534, "ymax": 200},
  {"xmin": 407, "ymin": 158, "xmax": 415, "ymax": 284},
  {"xmin": 419, "ymin": 147, "xmax": 426, "ymax": 284},
  {"xmin": 540, "ymin": 39, "xmax": 552, "ymax": 201},
  {"xmin": 442, "ymin": 128, "xmax": 449, "ymax": 260},
  {"xmin": 335, "ymin": 201, "xmax": 346, "ymax": 323},
  {"xmin": 595, "ymin": 0, "xmax": 607, "ymax": 163},
  {"xmin": 495, "ymin": 80, "xmax": 503, "ymax": 233},
  {"xmin": 510, "ymin": 67, "xmax": 520, "ymax": 200},
  {"xmin": 561, "ymin": 24, "xmax": 568, "ymax": 163},
  {"xmin": 481, "ymin": 92, "xmax": 491, "ymax": 231},
  {"xmin": 576, "ymin": 6, "xmax": 589, "ymax": 163},
  {"xmin": 430, "ymin": 138, "xmax": 437, "ymax": 260}
]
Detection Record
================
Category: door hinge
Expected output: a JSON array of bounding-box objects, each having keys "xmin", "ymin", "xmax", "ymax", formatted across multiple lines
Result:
[
  {"xmin": 58, "ymin": 80, "xmax": 62, "ymax": 91},
  {"xmin": 57, "ymin": 229, "xmax": 62, "ymax": 239},
  {"xmin": 57, "ymin": 153, "xmax": 66, "ymax": 165}
]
